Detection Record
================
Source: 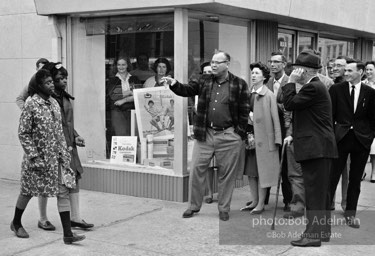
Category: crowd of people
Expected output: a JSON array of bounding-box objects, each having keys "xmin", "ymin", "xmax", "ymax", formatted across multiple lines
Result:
[
  {"xmin": 12, "ymin": 49, "xmax": 375, "ymax": 247},
  {"xmin": 163, "ymin": 49, "xmax": 375, "ymax": 247}
]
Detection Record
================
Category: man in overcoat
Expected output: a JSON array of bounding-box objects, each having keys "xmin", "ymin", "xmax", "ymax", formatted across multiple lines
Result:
[{"xmin": 282, "ymin": 50, "xmax": 338, "ymax": 247}]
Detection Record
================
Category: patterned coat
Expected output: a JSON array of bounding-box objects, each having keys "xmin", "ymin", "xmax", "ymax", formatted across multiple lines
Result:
[{"xmin": 18, "ymin": 94, "xmax": 70, "ymax": 197}]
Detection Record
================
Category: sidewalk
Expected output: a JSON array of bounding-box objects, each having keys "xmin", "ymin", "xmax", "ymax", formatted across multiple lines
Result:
[{"xmin": 1, "ymin": 163, "xmax": 375, "ymax": 256}]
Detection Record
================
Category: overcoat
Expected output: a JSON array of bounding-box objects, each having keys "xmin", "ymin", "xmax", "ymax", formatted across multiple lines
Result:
[
  {"xmin": 53, "ymin": 91, "xmax": 83, "ymax": 178},
  {"xmin": 283, "ymin": 77, "xmax": 338, "ymax": 161},
  {"xmin": 246, "ymin": 85, "xmax": 282, "ymax": 188},
  {"xmin": 19, "ymin": 94, "xmax": 70, "ymax": 197}
]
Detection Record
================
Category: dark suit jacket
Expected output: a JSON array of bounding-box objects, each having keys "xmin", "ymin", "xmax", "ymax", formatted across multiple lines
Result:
[
  {"xmin": 267, "ymin": 74, "xmax": 289, "ymax": 138},
  {"xmin": 329, "ymin": 81, "xmax": 375, "ymax": 150},
  {"xmin": 282, "ymin": 77, "xmax": 338, "ymax": 162}
]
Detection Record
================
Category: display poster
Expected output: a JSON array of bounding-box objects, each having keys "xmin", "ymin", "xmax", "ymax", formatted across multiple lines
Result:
[
  {"xmin": 134, "ymin": 86, "xmax": 181, "ymax": 139},
  {"xmin": 110, "ymin": 136, "xmax": 138, "ymax": 164}
]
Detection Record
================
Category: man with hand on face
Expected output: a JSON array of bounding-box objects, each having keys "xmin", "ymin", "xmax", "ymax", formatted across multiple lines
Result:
[
  {"xmin": 282, "ymin": 50, "xmax": 337, "ymax": 247},
  {"xmin": 329, "ymin": 59, "xmax": 375, "ymax": 229},
  {"xmin": 162, "ymin": 51, "xmax": 250, "ymax": 221}
]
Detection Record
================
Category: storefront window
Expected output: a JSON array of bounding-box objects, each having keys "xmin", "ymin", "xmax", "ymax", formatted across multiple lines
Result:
[
  {"xmin": 298, "ymin": 32, "xmax": 316, "ymax": 53},
  {"xmin": 278, "ymin": 30, "xmax": 295, "ymax": 62},
  {"xmin": 318, "ymin": 37, "xmax": 355, "ymax": 67},
  {"xmin": 188, "ymin": 13, "xmax": 249, "ymax": 82},
  {"xmin": 100, "ymin": 14, "xmax": 174, "ymax": 158}
]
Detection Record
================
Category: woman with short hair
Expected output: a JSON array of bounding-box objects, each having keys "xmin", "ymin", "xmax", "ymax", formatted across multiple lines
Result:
[
  {"xmin": 143, "ymin": 57, "xmax": 172, "ymax": 87},
  {"xmin": 242, "ymin": 62, "xmax": 282, "ymax": 214}
]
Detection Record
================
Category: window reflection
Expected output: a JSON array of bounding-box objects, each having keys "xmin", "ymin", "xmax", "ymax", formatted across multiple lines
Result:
[
  {"xmin": 318, "ymin": 37, "xmax": 355, "ymax": 73},
  {"xmin": 278, "ymin": 31, "xmax": 295, "ymax": 62}
]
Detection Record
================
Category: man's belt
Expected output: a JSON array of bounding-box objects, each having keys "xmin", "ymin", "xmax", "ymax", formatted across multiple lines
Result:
[{"xmin": 208, "ymin": 125, "xmax": 232, "ymax": 131}]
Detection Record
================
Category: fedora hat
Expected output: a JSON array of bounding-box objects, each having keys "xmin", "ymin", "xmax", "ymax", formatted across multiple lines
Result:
[{"xmin": 292, "ymin": 50, "xmax": 322, "ymax": 69}]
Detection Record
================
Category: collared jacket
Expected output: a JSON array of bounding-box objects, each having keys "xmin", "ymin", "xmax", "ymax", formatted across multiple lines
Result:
[
  {"xmin": 329, "ymin": 81, "xmax": 375, "ymax": 149},
  {"xmin": 282, "ymin": 77, "xmax": 338, "ymax": 162},
  {"xmin": 250, "ymin": 85, "xmax": 282, "ymax": 187},
  {"xmin": 266, "ymin": 74, "xmax": 289, "ymax": 138},
  {"xmin": 19, "ymin": 94, "xmax": 70, "ymax": 197},
  {"xmin": 53, "ymin": 91, "xmax": 83, "ymax": 178},
  {"xmin": 170, "ymin": 72, "xmax": 250, "ymax": 141},
  {"xmin": 106, "ymin": 75, "xmax": 141, "ymax": 111}
]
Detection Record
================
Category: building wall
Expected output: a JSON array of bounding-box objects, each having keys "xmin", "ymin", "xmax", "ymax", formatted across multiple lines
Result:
[
  {"xmin": 0, "ymin": 0, "xmax": 53, "ymax": 180},
  {"xmin": 70, "ymin": 18, "xmax": 106, "ymax": 163}
]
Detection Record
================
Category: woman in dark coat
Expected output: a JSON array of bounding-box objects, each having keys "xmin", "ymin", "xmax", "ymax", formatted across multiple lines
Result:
[
  {"xmin": 106, "ymin": 56, "xmax": 141, "ymax": 136},
  {"xmin": 43, "ymin": 62, "xmax": 94, "ymax": 229}
]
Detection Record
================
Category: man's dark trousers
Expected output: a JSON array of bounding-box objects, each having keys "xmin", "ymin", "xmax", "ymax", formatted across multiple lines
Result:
[
  {"xmin": 330, "ymin": 130, "xmax": 370, "ymax": 217},
  {"xmin": 301, "ymin": 158, "xmax": 332, "ymax": 239}
]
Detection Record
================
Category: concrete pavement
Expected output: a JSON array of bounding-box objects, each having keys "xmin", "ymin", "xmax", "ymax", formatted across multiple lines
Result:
[{"xmin": 1, "ymin": 162, "xmax": 375, "ymax": 256}]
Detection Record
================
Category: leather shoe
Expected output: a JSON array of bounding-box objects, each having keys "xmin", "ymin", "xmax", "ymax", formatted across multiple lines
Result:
[
  {"xmin": 291, "ymin": 237, "xmax": 321, "ymax": 247},
  {"xmin": 250, "ymin": 208, "xmax": 265, "ymax": 215},
  {"xmin": 283, "ymin": 204, "xmax": 291, "ymax": 212},
  {"xmin": 345, "ymin": 216, "xmax": 360, "ymax": 228},
  {"xmin": 205, "ymin": 197, "xmax": 213, "ymax": 204},
  {"xmin": 182, "ymin": 209, "xmax": 200, "ymax": 218},
  {"xmin": 71, "ymin": 220, "xmax": 94, "ymax": 229},
  {"xmin": 245, "ymin": 201, "xmax": 253, "ymax": 206},
  {"xmin": 38, "ymin": 220, "xmax": 56, "ymax": 231},
  {"xmin": 283, "ymin": 211, "xmax": 304, "ymax": 219},
  {"xmin": 63, "ymin": 233, "xmax": 86, "ymax": 244},
  {"xmin": 321, "ymin": 237, "xmax": 330, "ymax": 242},
  {"xmin": 219, "ymin": 211, "xmax": 229, "ymax": 221},
  {"xmin": 10, "ymin": 222, "xmax": 29, "ymax": 238},
  {"xmin": 371, "ymin": 180, "xmax": 375, "ymax": 183}
]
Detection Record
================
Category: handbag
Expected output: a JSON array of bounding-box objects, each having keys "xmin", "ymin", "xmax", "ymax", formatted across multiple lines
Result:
[
  {"xmin": 245, "ymin": 132, "xmax": 256, "ymax": 151},
  {"xmin": 62, "ymin": 166, "xmax": 76, "ymax": 189}
]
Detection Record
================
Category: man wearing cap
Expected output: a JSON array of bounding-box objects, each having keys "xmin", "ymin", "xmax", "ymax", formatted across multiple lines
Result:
[
  {"xmin": 329, "ymin": 59, "xmax": 375, "ymax": 229},
  {"xmin": 282, "ymin": 50, "xmax": 338, "ymax": 247}
]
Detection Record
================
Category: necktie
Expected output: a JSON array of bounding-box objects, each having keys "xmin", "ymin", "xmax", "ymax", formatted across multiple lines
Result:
[
  {"xmin": 273, "ymin": 80, "xmax": 280, "ymax": 96},
  {"xmin": 351, "ymin": 85, "xmax": 355, "ymax": 112}
]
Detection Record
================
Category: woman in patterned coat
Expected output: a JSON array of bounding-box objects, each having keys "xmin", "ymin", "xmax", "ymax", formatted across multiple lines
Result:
[{"xmin": 10, "ymin": 69, "xmax": 85, "ymax": 244}]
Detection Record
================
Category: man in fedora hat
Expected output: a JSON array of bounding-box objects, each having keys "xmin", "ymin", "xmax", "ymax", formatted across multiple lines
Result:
[{"xmin": 282, "ymin": 49, "xmax": 338, "ymax": 247}]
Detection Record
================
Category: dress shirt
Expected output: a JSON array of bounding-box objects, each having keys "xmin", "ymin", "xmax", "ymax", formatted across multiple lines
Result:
[
  {"xmin": 116, "ymin": 73, "xmax": 131, "ymax": 95},
  {"xmin": 349, "ymin": 81, "xmax": 361, "ymax": 113},
  {"xmin": 207, "ymin": 77, "xmax": 232, "ymax": 128}
]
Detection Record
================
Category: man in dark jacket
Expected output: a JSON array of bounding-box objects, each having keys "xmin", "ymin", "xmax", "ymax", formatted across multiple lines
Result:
[
  {"xmin": 282, "ymin": 50, "xmax": 338, "ymax": 247},
  {"xmin": 162, "ymin": 51, "xmax": 250, "ymax": 221},
  {"xmin": 329, "ymin": 60, "xmax": 375, "ymax": 228}
]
